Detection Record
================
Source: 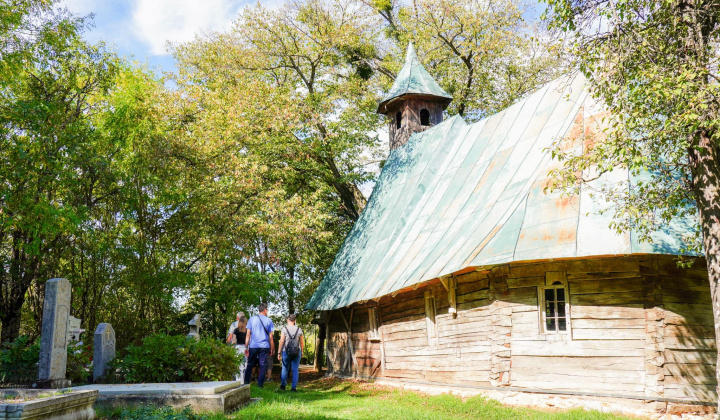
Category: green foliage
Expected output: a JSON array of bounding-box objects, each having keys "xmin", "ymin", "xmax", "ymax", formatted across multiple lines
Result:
[
  {"xmin": 107, "ymin": 378, "xmax": 634, "ymax": 420},
  {"xmin": 541, "ymin": 0, "xmax": 720, "ymax": 257},
  {"xmin": 99, "ymin": 406, "xmax": 210, "ymax": 420},
  {"xmin": 112, "ymin": 334, "xmax": 242, "ymax": 383},
  {"xmin": 0, "ymin": 336, "xmax": 39, "ymax": 376},
  {"xmin": 66, "ymin": 341, "xmax": 92, "ymax": 384}
]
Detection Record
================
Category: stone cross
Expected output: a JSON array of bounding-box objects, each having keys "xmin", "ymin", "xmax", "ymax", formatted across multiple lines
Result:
[
  {"xmin": 187, "ymin": 314, "xmax": 201, "ymax": 340},
  {"xmin": 67, "ymin": 315, "xmax": 84, "ymax": 343},
  {"xmin": 38, "ymin": 278, "xmax": 72, "ymax": 389},
  {"xmin": 93, "ymin": 323, "xmax": 116, "ymax": 382}
]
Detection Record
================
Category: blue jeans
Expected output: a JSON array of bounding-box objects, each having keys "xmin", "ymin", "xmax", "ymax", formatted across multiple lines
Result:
[
  {"xmin": 244, "ymin": 347, "xmax": 269, "ymax": 387},
  {"xmin": 280, "ymin": 351, "xmax": 300, "ymax": 390}
]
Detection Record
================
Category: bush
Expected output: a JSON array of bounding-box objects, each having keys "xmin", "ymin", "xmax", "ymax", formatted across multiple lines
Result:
[
  {"xmin": 66, "ymin": 341, "xmax": 92, "ymax": 384},
  {"xmin": 0, "ymin": 336, "xmax": 93, "ymax": 385},
  {"xmin": 0, "ymin": 336, "xmax": 39, "ymax": 382},
  {"xmin": 99, "ymin": 406, "xmax": 209, "ymax": 420},
  {"xmin": 113, "ymin": 333, "xmax": 242, "ymax": 383}
]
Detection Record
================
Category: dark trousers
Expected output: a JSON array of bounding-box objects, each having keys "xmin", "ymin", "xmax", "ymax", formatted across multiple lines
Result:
[{"xmin": 244, "ymin": 347, "xmax": 269, "ymax": 387}]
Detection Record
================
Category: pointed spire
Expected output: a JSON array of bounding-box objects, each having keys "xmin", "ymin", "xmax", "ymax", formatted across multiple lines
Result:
[{"xmin": 377, "ymin": 43, "xmax": 453, "ymax": 113}]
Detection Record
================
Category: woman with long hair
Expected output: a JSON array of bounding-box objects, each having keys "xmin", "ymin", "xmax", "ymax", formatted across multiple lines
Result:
[{"xmin": 227, "ymin": 314, "xmax": 248, "ymax": 382}]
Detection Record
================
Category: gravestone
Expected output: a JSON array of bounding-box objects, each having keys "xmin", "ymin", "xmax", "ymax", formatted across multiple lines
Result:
[
  {"xmin": 67, "ymin": 315, "xmax": 84, "ymax": 342},
  {"xmin": 187, "ymin": 314, "xmax": 201, "ymax": 340},
  {"xmin": 38, "ymin": 278, "xmax": 72, "ymax": 389},
  {"xmin": 93, "ymin": 323, "xmax": 115, "ymax": 382}
]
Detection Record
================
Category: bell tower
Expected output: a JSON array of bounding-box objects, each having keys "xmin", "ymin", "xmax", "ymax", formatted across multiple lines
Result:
[{"xmin": 377, "ymin": 43, "xmax": 453, "ymax": 151}]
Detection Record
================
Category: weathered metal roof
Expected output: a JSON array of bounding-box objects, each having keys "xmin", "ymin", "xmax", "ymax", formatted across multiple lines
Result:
[
  {"xmin": 307, "ymin": 74, "xmax": 695, "ymax": 311},
  {"xmin": 377, "ymin": 43, "xmax": 453, "ymax": 112}
]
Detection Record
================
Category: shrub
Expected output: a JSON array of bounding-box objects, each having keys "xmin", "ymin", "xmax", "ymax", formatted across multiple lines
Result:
[
  {"xmin": 66, "ymin": 341, "xmax": 92, "ymax": 384},
  {"xmin": 99, "ymin": 406, "xmax": 209, "ymax": 420},
  {"xmin": 179, "ymin": 338, "xmax": 242, "ymax": 382},
  {"xmin": 113, "ymin": 333, "xmax": 242, "ymax": 383},
  {"xmin": 0, "ymin": 336, "xmax": 39, "ymax": 383}
]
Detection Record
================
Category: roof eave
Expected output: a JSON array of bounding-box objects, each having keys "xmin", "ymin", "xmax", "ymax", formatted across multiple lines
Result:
[{"xmin": 376, "ymin": 93, "xmax": 453, "ymax": 114}]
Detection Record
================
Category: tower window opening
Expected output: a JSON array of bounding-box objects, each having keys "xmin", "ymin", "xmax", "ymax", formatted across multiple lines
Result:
[
  {"xmin": 396, "ymin": 111, "xmax": 402, "ymax": 129},
  {"xmin": 420, "ymin": 109, "xmax": 430, "ymax": 126}
]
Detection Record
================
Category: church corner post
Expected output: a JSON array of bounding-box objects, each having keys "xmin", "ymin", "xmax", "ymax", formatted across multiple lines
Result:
[{"xmin": 37, "ymin": 278, "xmax": 72, "ymax": 389}]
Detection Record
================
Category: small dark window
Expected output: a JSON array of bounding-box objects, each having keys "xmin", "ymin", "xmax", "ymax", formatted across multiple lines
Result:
[
  {"xmin": 396, "ymin": 111, "xmax": 402, "ymax": 129},
  {"xmin": 420, "ymin": 109, "xmax": 430, "ymax": 126},
  {"xmin": 544, "ymin": 281, "xmax": 567, "ymax": 332}
]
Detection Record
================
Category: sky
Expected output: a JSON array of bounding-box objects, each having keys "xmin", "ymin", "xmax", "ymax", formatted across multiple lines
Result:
[
  {"xmin": 59, "ymin": 0, "xmax": 281, "ymax": 72},
  {"xmin": 61, "ymin": 0, "xmax": 544, "ymax": 73}
]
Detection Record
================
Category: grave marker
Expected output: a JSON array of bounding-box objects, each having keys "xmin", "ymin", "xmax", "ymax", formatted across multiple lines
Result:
[
  {"xmin": 38, "ymin": 278, "xmax": 72, "ymax": 389},
  {"xmin": 93, "ymin": 323, "xmax": 115, "ymax": 382}
]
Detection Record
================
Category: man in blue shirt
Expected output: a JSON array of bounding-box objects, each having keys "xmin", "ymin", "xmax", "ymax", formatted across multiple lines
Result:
[{"xmin": 243, "ymin": 303, "xmax": 275, "ymax": 387}]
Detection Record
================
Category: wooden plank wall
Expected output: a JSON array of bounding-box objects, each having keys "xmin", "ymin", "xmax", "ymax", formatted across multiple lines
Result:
[{"xmin": 324, "ymin": 256, "xmax": 717, "ymax": 402}]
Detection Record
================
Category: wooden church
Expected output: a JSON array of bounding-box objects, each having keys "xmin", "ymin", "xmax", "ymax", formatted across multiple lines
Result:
[{"xmin": 306, "ymin": 44, "xmax": 716, "ymax": 409}]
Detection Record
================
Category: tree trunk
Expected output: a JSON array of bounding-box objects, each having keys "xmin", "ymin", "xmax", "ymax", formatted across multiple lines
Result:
[
  {"xmin": 688, "ymin": 129, "xmax": 720, "ymax": 411},
  {"xmin": 315, "ymin": 322, "xmax": 326, "ymax": 373},
  {"xmin": 0, "ymin": 301, "xmax": 24, "ymax": 343}
]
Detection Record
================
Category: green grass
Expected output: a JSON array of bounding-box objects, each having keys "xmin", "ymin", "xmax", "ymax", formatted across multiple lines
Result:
[{"xmin": 99, "ymin": 377, "xmax": 638, "ymax": 420}]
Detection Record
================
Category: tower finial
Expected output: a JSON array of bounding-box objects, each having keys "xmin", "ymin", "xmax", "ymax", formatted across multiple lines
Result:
[{"xmin": 377, "ymin": 42, "xmax": 453, "ymax": 150}]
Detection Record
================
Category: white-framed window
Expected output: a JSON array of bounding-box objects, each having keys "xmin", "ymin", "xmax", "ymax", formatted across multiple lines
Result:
[{"xmin": 539, "ymin": 272, "xmax": 570, "ymax": 334}]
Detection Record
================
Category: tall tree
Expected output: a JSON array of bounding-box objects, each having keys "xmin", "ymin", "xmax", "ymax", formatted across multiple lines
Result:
[
  {"xmin": 0, "ymin": 1, "xmax": 117, "ymax": 342},
  {"xmin": 366, "ymin": 0, "xmax": 567, "ymax": 120},
  {"xmin": 543, "ymin": 0, "xmax": 720, "ymax": 407}
]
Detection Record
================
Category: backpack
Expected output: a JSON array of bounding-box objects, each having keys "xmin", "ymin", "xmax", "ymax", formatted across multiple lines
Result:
[{"xmin": 284, "ymin": 327, "xmax": 301, "ymax": 358}]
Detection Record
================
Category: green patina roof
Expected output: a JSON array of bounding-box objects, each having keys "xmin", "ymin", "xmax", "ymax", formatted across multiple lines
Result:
[
  {"xmin": 307, "ymin": 74, "xmax": 696, "ymax": 311},
  {"xmin": 378, "ymin": 43, "xmax": 453, "ymax": 112}
]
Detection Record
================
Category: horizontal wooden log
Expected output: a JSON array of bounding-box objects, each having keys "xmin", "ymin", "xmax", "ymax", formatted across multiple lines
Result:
[
  {"xmin": 664, "ymin": 350, "xmax": 716, "ymax": 365},
  {"xmin": 512, "ymin": 366, "xmax": 645, "ymax": 382},
  {"xmin": 662, "ymin": 289, "xmax": 711, "ymax": 304},
  {"xmin": 457, "ymin": 289, "xmax": 490, "ymax": 304},
  {"xmin": 661, "ymin": 275, "xmax": 711, "ymax": 291},
  {"xmin": 510, "ymin": 379, "xmax": 644, "ymax": 394},
  {"xmin": 663, "ymin": 384, "xmax": 717, "ymax": 400},
  {"xmin": 570, "ymin": 278, "xmax": 644, "ymax": 295},
  {"xmin": 664, "ymin": 336, "xmax": 716, "ymax": 351},
  {"xmin": 457, "ymin": 279, "xmax": 489, "ymax": 295},
  {"xmin": 512, "ymin": 339, "xmax": 644, "ymax": 357},
  {"xmin": 570, "ymin": 292, "xmax": 645, "ymax": 306},
  {"xmin": 665, "ymin": 312, "xmax": 714, "ymax": 326},
  {"xmin": 572, "ymin": 328, "xmax": 643, "ymax": 340},
  {"xmin": 664, "ymin": 363, "xmax": 717, "ymax": 385},
  {"xmin": 571, "ymin": 318, "xmax": 644, "ymax": 329},
  {"xmin": 511, "ymin": 356, "xmax": 644, "ymax": 371},
  {"xmin": 570, "ymin": 304, "xmax": 644, "ymax": 319}
]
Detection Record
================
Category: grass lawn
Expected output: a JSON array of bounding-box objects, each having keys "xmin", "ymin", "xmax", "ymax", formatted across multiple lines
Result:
[{"xmin": 99, "ymin": 372, "xmax": 638, "ymax": 420}]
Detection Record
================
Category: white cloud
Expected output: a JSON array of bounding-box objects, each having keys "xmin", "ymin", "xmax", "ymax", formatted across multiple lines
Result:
[{"xmin": 129, "ymin": 0, "xmax": 248, "ymax": 55}]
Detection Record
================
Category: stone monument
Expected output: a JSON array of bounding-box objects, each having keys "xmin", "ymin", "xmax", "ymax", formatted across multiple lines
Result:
[
  {"xmin": 187, "ymin": 314, "xmax": 201, "ymax": 340},
  {"xmin": 93, "ymin": 323, "xmax": 115, "ymax": 382},
  {"xmin": 67, "ymin": 315, "xmax": 84, "ymax": 342},
  {"xmin": 38, "ymin": 278, "xmax": 72, "ymax": 389}
]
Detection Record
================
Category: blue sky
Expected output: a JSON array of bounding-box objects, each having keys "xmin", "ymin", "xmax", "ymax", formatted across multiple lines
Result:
[
  {"xmin": 61, "ymin": 1, "xmax": 545, "ymax": 74},
  {"xmin": 60, "ymin": 0, "xmax": 281, "ymax": 72}
]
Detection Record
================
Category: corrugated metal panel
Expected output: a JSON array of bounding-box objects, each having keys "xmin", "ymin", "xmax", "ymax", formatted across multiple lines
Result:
[{"xmin": 306, "ymin": 74, "xmax": 696, "ymax": 311}]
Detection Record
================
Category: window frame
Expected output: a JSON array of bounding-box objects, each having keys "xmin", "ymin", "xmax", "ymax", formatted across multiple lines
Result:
[
  {"xmin": 538, "ymin": 271, "xmax": 571, "ymax": 337},
  {"xmin": 420, "ymin": 108, "xmax": 431, "ymax": 126},
  {"xmin": 396, "ymin": 111, "xmax": 402, "ymax": 129}
]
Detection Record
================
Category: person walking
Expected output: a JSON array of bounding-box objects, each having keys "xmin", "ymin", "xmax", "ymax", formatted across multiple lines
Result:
[
  {"xmin": 226, "ymin": 314, "xmax": 248, "ymax": 382},
  {"xmin": 243, "ymin": 303, "xmax": 274, "ymax": 387},
  {"xmin": 278, "ymin": 314, "xmax": 304, "ymax": 392}
]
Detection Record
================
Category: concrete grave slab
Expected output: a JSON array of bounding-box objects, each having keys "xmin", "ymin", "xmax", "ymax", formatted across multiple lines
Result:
[
  {"xmin": 75, "ymin": 381, "xmax": 249, "ymax": 414},
  {"xmin": 0, "ymin": 389, "xmax": 97, "ymax": 420}
]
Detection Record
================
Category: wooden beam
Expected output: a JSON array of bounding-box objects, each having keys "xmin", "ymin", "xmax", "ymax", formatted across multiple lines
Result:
[{"xmin": 339, "ymin": 309, "xmax": 359, "ymax": 375}]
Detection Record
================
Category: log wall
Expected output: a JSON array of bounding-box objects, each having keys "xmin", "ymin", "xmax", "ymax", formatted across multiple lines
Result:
[{"xmin": 324, "ymin": 255, "xmax": 717, "ymax": 403}]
